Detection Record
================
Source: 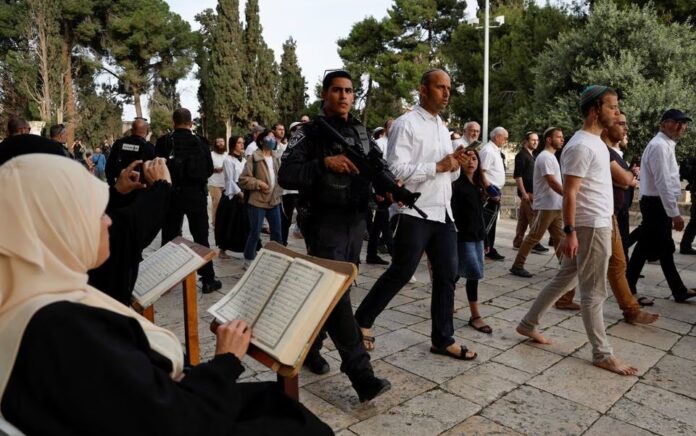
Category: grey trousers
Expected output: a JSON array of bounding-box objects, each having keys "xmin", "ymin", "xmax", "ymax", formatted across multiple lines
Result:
[{"xmin": 519, "ymin": 226, "xmax": 613, "ymax": 362}]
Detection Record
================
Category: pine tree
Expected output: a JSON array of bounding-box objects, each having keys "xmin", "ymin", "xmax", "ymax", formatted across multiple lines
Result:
[
  {"xmin": 243, "ymin": 0, "xmax": 278, "ymax": 127},
  {"xmin": 277, "ymin": 37, "xmax": 306, "ymax": 127},
  {"xmin": 209, "ymin": 0, "xmax": 246, "ymax": 140}
]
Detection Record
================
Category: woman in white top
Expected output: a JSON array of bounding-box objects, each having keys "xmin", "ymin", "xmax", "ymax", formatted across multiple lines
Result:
[{"xmin": 215, "ymin": 136, "xmax": 247, "ymax": 258}]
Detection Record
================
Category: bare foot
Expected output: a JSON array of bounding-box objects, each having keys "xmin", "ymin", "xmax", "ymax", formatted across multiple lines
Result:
[
  {"xmin": 625, "ymin": 310, "xmax": 659, "ymax": 325},
  {"xmin": 594, "ymin": 356, "xmax": 638, "ymax": 376},
  {"xmin": 516, "ymin": 325, "xmax": 552, "ymax": 344}
]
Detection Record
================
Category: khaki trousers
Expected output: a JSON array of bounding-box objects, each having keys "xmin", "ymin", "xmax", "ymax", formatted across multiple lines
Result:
[
  {"xmin": 208, "ymin": 185, "xmax": 224, "ymax": 227},
  {"xmin": 519, "ymin": 226, "xmax": 613, "ymax": 363},
  {"xmin": 513, "ymin": 209, "xmax": 564, "ymax": 269},
  {"xmin": 608, "ymin": 216, "xmax": 641, "ymax": 318},
  {"xmin": 513, "ymin": 198, "xmax": 535, "ymax": 248}
]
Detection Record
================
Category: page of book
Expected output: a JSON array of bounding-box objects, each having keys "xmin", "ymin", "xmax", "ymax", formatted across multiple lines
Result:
[
  {"xmin": 208, "ymin": 250, "xmax": 293, "ymax": 325},
  {"xmin": 133, "ymin": 242, "xmax": 206, "ymax": 307},
  {"xmin": 254, "ymin": 258, "xmax": 346, "ymax": 366}
]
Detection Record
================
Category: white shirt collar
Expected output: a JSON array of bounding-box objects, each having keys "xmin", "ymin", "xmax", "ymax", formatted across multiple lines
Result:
[
  {"xmin": 657, "ymin": 131, "xmax": 676, "ymax": 148},
  {"xmin": 414, "ymin": 104, "xmax": 439, "ymax": 123}
]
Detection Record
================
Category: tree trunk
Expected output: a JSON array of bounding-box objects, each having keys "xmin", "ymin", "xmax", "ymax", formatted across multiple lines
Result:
[
  {"xmin": 362, "ymin": 76, "xmax": 373, "ymax": 126},
  {"xmin": 133, "ymin": 91, "xmax": 143, "ymax": 119},
  {"xmin": 225, "ymin": 118, "xmax": 232, "ymax": 152},
  {"xmin": 62, "ymin": 25, "xmax": 76, "ymax": 144}
]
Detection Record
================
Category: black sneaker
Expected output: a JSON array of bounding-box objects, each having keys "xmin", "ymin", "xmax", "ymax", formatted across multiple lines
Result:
[
  {"xmin": 303, "ymin": 354, "xmax": 330, "ymax": 375},
  {"xmin": 486, "ymin": 249, "xmax": 505, "ymax": 261},
  {"xmin": 354, "ymin": 376, "xmax": 391, "ymax": 403},
  {"xmin": 532, "ymin": 243, "xmax": 550, "ymax": 254},
  {"xmin": 201, "ymin": 278, "xmax": 222, "ymax": 294},
  {"xmin": 510, "ymin": 266, "xmax": 533, "ymax": 278},
  {"xmin": 366, "ymin": 255, "xmax": 389, "ymax": 265}
]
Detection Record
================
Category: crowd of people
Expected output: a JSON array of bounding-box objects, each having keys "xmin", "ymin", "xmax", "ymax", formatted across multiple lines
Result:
[{"xmin": 0, "ymin": 66, "xmax": 694, "ymax": 435}]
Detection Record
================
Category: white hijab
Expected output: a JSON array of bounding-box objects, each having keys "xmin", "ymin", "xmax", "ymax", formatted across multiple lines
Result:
[{"xmin": 0, "ymin": 154, "xmax": 184, "ymax": 403}]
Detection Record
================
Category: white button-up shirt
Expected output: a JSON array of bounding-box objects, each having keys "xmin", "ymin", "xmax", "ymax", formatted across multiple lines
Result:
[
  {"xmin": 479, "ymin": 141, "xmax": 506, "ymax": 188},
  {"xmin": 639, "ymin": 131, "xmax": 682, "ymax": 217},
  {"xmin": 387, "ymin": 104, "xmax": 459, "ymax": 223},
  {"xmin": 222, "ymin": 155, "xmax": 245, "ymax": 198}
]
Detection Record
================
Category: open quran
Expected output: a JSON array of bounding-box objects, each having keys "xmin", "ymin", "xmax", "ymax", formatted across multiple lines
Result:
[
  {"xmin": 132, "ymin": 241, "xmax": 208, "ymax": 308},
  {"xmin": 208, "ymin": 247, "xmax": 351, "ymax": 367}
]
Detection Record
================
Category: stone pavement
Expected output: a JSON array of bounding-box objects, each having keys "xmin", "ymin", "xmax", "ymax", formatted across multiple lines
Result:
[{"xmin": 149, "ymin": 217, "xmax": 696, "ymax": 435}]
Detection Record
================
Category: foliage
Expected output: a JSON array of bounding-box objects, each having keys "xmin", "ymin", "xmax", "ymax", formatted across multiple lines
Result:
[
  {"xmin": 277, "ymin": 37, "xmax": 307, "ymax": 128},
  {"xmin": 74, "ymin": 63, "xmax": 123, "ymax": 148},
  {"xmin": 243, "ymin": 0, "xmax": 278, "ymax": 127},
  {"xmin": 529, "ymin": 0, "xmax": 696, "ymax": 161},
  {"xmin": 588, "ymin": 0, "xmax": 694, "ymax": 24}
]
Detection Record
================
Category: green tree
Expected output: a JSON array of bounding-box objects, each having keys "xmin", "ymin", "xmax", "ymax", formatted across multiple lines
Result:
[
  {"xmin": 277, "ymin": 37, "xmax": 307, "ymax": 127},
  {"xmin": 75, "ymin": 64, "xmax": 123, "ymax": 148},
  {"xmin": 530, "ymin": 0, "xmax": 696, "ymax": 161},
  {"xmin": 243, "ymin": 0, "xmax": 278, "ymax": 127},
  {"xmin": 588, "ymin": 0, "xmax": 694, "ymax": 24},
  {"xmin": 194, "ymin": 8, "xmax": 218, "ymax": 139},
  {"xmin": 209, "ymin": 0, "xmax": 246, "ymax": 141},
  {"xmin": 103, "ymin": 0, "xmax": 195, "ymax": 118}
]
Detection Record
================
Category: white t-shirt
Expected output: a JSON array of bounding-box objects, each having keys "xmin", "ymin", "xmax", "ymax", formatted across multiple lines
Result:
[
  {"xmin": 208, "ymin": 152, "xmax": 226, "ymax": 187},
  {"xmin": 244, "ymin": 141, "xmax": 258, "ymax": 157},
  {"xmin": 532, "ymin": 150, "xmax": 562, "ymax": 210},
  {"xmin": 479, "ymin": 141, "xmax": 506, "ymax": 188},
  {"xmin": 561, "ymin": 130, "xmax": 613, "ymax": 228},
  {"xmin": 264, "ymin": 155, "xmax": 275, "ymax": 190}
]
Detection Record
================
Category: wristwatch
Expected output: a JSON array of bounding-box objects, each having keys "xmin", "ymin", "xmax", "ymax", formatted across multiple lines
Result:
[{"xmin": 563, "ymin": 224, "xmax": 575, "ymax": 234}]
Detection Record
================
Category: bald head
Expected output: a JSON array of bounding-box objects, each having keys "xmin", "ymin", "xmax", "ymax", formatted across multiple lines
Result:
[{"xmin": 131, "ymin": 118, "xmax": 149, "ymax": 138}]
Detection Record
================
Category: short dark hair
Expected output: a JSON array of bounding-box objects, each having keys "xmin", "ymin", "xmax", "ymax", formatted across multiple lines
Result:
[
  {"xmin": 420, "ymin": 68, "xmax": 449, "ymax": 86},
  {"xmin": 49, "ymin": 124, "xmax": 66, "ymax": 139},
  {"xmin": 543, "ymin": 127, "xmax": 562, "ymax": 142},
  {"xmin": 580, "ymin": 87, "xmax": 617, "ymax": 118},
  {"xmin": 524, "ymin": 131, "xmax": 537, "ymax": 141},
  {"xmin": 272, "ymin": 123, "xmax": 284, "ymax": 130},
  {"xmin": 7, "ymin": 117, "xmax": 29, "ymax": 135},
  {"xmin": 322, "ymin": 69, "xmax": 352, "ymax": 91},
  {"xmin": 172, "ymin": 108, "xmax": 192, "ymax": 125}
]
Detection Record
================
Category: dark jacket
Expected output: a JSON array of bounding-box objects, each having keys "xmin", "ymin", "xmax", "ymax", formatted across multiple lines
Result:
[
  {"xmin": 106, "ymin": 135, "xmax": 156, "ymax": 186},
  {"xmin": 155, "ymin": 128, "xmax": 214, "ymax": 187},
  {"xmin": 452, "ymin": 173, "xmax": 486, "ymax": 242}
]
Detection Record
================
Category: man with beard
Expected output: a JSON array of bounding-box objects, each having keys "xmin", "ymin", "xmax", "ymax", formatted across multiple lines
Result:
[{"xmin": 517, "ymin": 85, "xmax": 638, "ymax": 376}]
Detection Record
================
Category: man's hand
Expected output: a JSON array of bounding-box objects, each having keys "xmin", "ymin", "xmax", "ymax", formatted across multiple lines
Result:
[
  {"xmin": 384, "ymin": 179, "xmax": 405, "ymax": 207},
  {"xmin": 520, "ymin": 192, "xmax": 531, "ymax": 202},
  {"xmin": 324, "ymin": 155, "xmax": 359, "ymax": 174},
  {"xmin": 142, "ymin": 158, "xmax": 172, "ymax": 185},
  {"xmin": 213, "ymin": 319, "xmax": 252, "ymax": 360},
  {"xmin": 560, "ymin": 232, "xmax": 578, "ymax": 258},
  {"xmin": 436, "ymin": 154, "xmax": 460, "ymax": 173},
  {"xmin": 114, "ymin": 160, "xmax": 146, "ymax": 194},
  {"xmin": 673, "ymin": 215, "xmax": 685, "ymax": 232}
]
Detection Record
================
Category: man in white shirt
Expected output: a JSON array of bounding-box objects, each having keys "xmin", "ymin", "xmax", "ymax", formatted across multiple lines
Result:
[
  {"xmin": 626, "ymin": 109, "xmax": 696, "ymax": 303},
  {"xmin": 208, "ymin": 138, "xmax": 227, "ymax": 227},
  {"xmin": 355, "ymin": 69, "xmax": 478, "ymax": 361},
  {"xmin": 479, "ymin": 127, "xmax": 507, "ymax": 260},
  {"xmin": 517, "ymin": 85, "xmax": 637, "ymax": 376},
  {"xmin": 463, "ymin": 121, "xmax": 481, "ymax": 147}
]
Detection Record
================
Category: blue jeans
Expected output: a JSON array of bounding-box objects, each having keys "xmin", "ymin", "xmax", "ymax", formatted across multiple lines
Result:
[{"xmin": 244, "ymin": 205, "xmax": 282, "ymax": 261}]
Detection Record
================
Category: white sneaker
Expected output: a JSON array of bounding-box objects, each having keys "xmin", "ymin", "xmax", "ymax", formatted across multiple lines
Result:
[{"xmin": 409, "ymin": 275, "xmax": 418, "ymax": 283}]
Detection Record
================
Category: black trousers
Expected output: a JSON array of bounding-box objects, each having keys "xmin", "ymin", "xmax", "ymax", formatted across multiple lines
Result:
[
  {"xmin": 484, "ymin": 200, "xmax": 498, "ymax": 251},
  {"xmin": 280, "ymin": 193, "xmax": 299, "ymax": 246},
  {"xmin": 161, "ymin": 185, "xmax": 215, "ymax": 282},
  {"xmin": 615, "ymin": 206, "xmax": 631, "ymax": 260},
  {"xmin": 355, "ymin": 214, "xmax": 457, "ymax": 349},
  {"xmin": 302, "ymin": 213, "xmax": 373, "ymax": 383},
  {"xmin": 627, "ymin": 196, "xmax": 687, "ymax": 297},
  {"xmin": 681, "ymin": 200, "xmax": 696, "ymax": 250},
  {"xmin": 367, "ymin": 207, "xmax": 394, "ymax": 256}
]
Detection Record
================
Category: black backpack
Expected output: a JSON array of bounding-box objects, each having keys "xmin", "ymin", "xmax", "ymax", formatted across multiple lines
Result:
[{"xmin": 167, "ymin": 133, "xmax": 210, "ymax": 185}]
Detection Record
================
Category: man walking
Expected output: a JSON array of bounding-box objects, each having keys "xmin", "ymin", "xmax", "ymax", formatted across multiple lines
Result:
[
  {"xmin": 513, "ymin": 131, "xmax": 548, "ymax": 253},
  {"xmin": 479, "ymin": 127, "xmax": 507, "ymax": 260},
  {"xmin": 355, "ymin": 69, "xmax": 477, "ymax": 361},
  {"xmin": 626, "ymin": 109, "xmax": 696, "ymax": 303},
  {"xmin": 517, "ymin": 85, "xmax": 637, "ymax": 375}
]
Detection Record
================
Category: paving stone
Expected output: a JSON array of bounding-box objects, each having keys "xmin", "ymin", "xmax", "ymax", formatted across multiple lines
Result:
[
  {"xmin": 329, "ymin": 328, "xmax": 429, "ymax": 362},
  {"xmin": 349, "ymin": 389, "xmax": 480, "ymax": 436},
  {"xmin": 651, "ymin": 315, "xmax": 692, "ymax": 335},
  {"xmin": 642, "ymin": 355, "xmax": 696, "ymax": 400},
  {"xmin": 390, "ymin": 299, "xmax": 433, "ymax": 318},
  {"xmin": 487, "ymin": 295, "xmax": 528, "ymax": 309},
  {"xmin": 335, "ymin": 430, "xmax": 358, "ymax": 436},
  {"xmin": 493, "ymin": 305, "xmax": 572, "ymax": 328},
  {"xmin": 477, "ymin": 282, "xmax": 517, "ymax": 302},
  {"xmin": 607, "ymin": 321, "xmax": 681, "ymax": 350},
  {"xmin": 298, "ymin": 353, "xmax": 343, "ymax": 387},
  {"xmin": 440, "ymin": 415, "xmax": 524, "ymax": 435},
  {"xmin": 556, "ymin": 315, "xmax": 587, "ymax": 334},
  {"xmin": 453, "ymin": 303, "xmax": 505, "ymax": 321},
  {"xmin": 528, "ymin": 356, "xmax": 637, "ymax": 412},
  {"xmin": 625, "ymin": 383, "xmax": 696, "ymax": 428},
  {"xmin": 670, "ymin": 335, "xmax": 696, "ymax": 361},
  {"xmin": 453, "ymin": 316, "xmax": 527, "ymax": 351},
  {"xmin": 650, "ymin": 298, "xmax": 696, "ymax": 324},
  {"xmin": 304, "ymin": 361, "xmax": 436, "ymax": 421},
  {"xmin": 300, "ymin": 388, "xmax": 359, "ymax": 431},
  {"xmin": 582, "ymin": 415, "xmax": 655, "ymax": 436},
  {"xmin": 504, "ymin": 287, "xmax": 541, "ymax": 301},
  {"xmin": 384, "ymin": 340, "xmax": 500, "ymax": 384},
  {"xmin": 608, "ymin": 398, "xmax": 696, "ymax": 436},
  {"xmin": 492, "ymin": 343, "xmax": 563, "ymax": 374},
  {"xmin": 407, "ymin": 318, "xmax": 468, "ymax": 338},
  {"xmin": 442, "ymin": 361, "xmax": 530, "ymax": 406},
  {"xmin": 572, "ymin": 335, "xmax": 665, "ymax": 376},
  {"xmin": 481, "ymin": 385, "xmax": 599, "ymax": 435},
  {"xmin": 524, "ymin": 325, "xmax": 588, "ymax": 356}
]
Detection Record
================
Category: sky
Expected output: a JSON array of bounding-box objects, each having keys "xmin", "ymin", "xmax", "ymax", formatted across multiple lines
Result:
[{"xmin": 123, "ymin": 0, "xmax": 481, "ymax": 120}]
